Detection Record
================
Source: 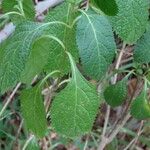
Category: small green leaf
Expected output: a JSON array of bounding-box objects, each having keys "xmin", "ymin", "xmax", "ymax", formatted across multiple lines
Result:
[
  {"xmin": 108, "ymin": 0, "xmax": 149, "ymax": 44},
  {"xmin": 134, "ymin": 28, "xmax": 150, "ymax": 63},
  {"xmin": 76, "ymin": 10, "xmax": 116, "ymax": 80},
  {"xmin": 104, "ymin": 79, "xmax": 127, "ymax": 107},
  {"xmin": 90, "ymin": 0, "xmax": 118, "ymax": 16},
  {"xmin": 51, "ymin": 53, "xmax": 100, "ymax": 138},
  {"xmin": 130, "ymin": 91, "xmax": 150, "ymax": 119},
  {"xmin": 21, "ymin": 85, "xmax": 47, "ymax": 137}
]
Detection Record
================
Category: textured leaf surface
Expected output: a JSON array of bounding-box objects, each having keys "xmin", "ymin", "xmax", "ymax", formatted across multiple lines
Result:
[
  {"xmin": 109, "ymin": 0, "xmax": 149, "ymax": 44},
  {"xmin": 2, "ymin": 0, "xmax": 17, "ymax": 13},
  {"xmin": 21, "ymin": 37, "xmax": 51, "ymax": 84},
  {"xmin": 2, "ymin": 0, "xmax": 35, "ymax": 22},
  {"xmin": 0, "ymin": 22, "xmax": 48, "ymax": 93},
  {"xmin": 21, "ymin": 85, "xmax": 47, "ymax": 137},
  {"xmin": 44, "ymin": 2, "xmax": 79, "ymax": 75},
  {"xmin": 104, "ymin": 79, "xmax": 127, "ymax": 107},
  {"xmin": 134, "ymin": 28, "xmax": 150, "ymax": 63},
  {"xmin": 76, "ymin": 11, "xmax": 116, "ymax": 80},
  {"xmin": 91, "ymin": 0, "xmax": 118, "ymax": 16},
  {"xmin": 51, "ymin": 53, "xmax": 100, "ymax": 138},
  {"xmin": 130, "ymin": 91, "xmax": 150, "ymax": 119}
]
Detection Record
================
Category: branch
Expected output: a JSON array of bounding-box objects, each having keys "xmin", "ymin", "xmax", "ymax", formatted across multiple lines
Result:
[{"xmin": 35, "ymin": 0, "xmax": 63, "ymax": 17}]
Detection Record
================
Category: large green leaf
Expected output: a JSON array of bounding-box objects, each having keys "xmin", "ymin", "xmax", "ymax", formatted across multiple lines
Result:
[
  {"xmin": 44, "ymin": 2, "xmax": 79, "ymax": 75},
  {"xmin": 90, "ymin": 0, "xmax": 118, "ymax": 16},
  {"xmin": 21, "ymin": 85, "xmax": 47, "ymax": 137},
  {"xmin": 130, "ymin": 91, "xmax": 150, "ymax": 119},
  {"xmin": 51, "ymin": 53, "xmax": 100, "ymax": 138},
  {"xmin": 134, "ymin": 28, "xmax": 150, "ymax": 63},
  {"xmin": 76, "ymin": 10, "xmax": 116, "ymax": 80},
  {"xmin": 104, "ymin": 79, "xmax": 127, "ymax": 107},
  {"xmin": 108, "ymin": 0, "xmax": 149, "ymax": 44},
  {"xmin": 0, "ymin": 21, "xmax": 55, "ymax": 93}
]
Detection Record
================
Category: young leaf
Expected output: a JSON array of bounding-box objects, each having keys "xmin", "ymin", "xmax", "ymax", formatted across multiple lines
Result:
[
  {"xmin": 104, "ymin": 79, "xmax": 127, "ymax": 107},
  {"xmin": 130, "ymin": 91, "xmax": 150, "ymax": 119},
  {"xmin": 51, "ymin": 53, "xmax": 100, "ymax": 138},
  {"xmin": 134, "ymin": 28, "xmax": 150, "ymax": 63},
  {"xmin": 20, "ymin": 85, "xmax": 47, "ymax": 137},
  {"xmin": 76, "ymin": 10, "xmax": 116, "ymax": 80},
  {"xmin": 44, "ymin": 2, "xmax": 79, "ymax": 75},
  {"xmin": 90, "ymin": 0, "xmax": 118, "ymax": 16},
  {"xmin": 108, "ymin": 0, "xmax": 149, "ymax": 44}
]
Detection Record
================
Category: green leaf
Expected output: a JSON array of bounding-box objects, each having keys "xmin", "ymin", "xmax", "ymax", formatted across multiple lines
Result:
[
  {"xmin": 22, "ymin": 0, "xmax": 35, "ymax": 20},
  {"xmin": 21, "ymin": 2, "xmax": 79, "ymax": 84},
  {"xmin": 104, "ymin": 79, "xmax": 127, "ymax": 107},
  {"xmin": 0, "ymin": 21, "xmax": 50, "ymax": 93},
  {"xmin": 20, "ymin": 85, "xmax": 47, "ymax": 137},
  {"xmin": 51, "ymin": 53, "xmax": 100, "ymax": 138},
  {"xmin": 108, "ymin": 0, "xmax": 149, "ymax": 44},
  {"xmin": 90, "ymin": 0, "xmax": 118, "ymax": 16},
  {"xmin": 20, "ymin": 37, "xmax": 52, "ymax": 84},
  {"xmin": 2, "ymin": 0, "xmax": 35, "ymax": 22},
  {"xmin": 76, "ymin": 10, "xmax": 116, "ymax": 80},
  {"xmin": 44, "ymin": 2, "xmax": 79, "ymax": 75},
  {"xmin": 134, "ymin": 28, "xmax": 150, "ymax": 63},
  {"xmin": 2, "ymin": 0, "xmax": 17, "ymax": 13},
  {"xmin": 130, "ymin": 91, "xmax": 150, "ymax": 119}
]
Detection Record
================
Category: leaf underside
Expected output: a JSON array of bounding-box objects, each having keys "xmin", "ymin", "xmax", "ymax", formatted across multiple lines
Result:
[{"xmin": 51, "ymin": 53, "xmax": 100, "ymax": 138}]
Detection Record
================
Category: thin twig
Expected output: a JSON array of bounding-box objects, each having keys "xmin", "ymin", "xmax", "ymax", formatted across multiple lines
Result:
[
  {"xmin": 22, "ymin": 134, "xmax": 34, "ymax": 150},
  {"xmin": 123, "ymin": 121, "xmax": 144, "ymax": 150},
  {"xmin": 83, "ymin": 136, "xmax": 89, "ymax": 150},
  {"xmin": 108, "ymin": 113, "xmax": 131, "ymax": 143},
  {"xmin": 0, "ymin": 82, "xmax": 21, "ymax": 118},
  {"xmin": 130, "ymin": 121, "xmax": 144, "ymax": 150},
  {"xmin": 14, "ymin": 119, "xmax": 24, "ymax": 146}
]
